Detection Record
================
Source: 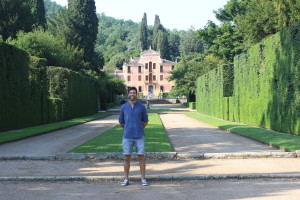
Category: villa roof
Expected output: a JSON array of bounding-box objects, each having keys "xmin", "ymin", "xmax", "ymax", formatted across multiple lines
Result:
[
  {"xmin": 141, "ymin": 49, "xmax": 160, "ymax": 56},
  {"xmin": 123, "ymin": 47, "xmax": 176, "ymax": 66}
]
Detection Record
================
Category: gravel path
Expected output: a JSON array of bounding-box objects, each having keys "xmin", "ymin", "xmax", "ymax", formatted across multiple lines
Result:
[
  {"xmin": 0, "ymin": 111, "xmax": 283, "ymax": 156},
  {"xmin": 159, "ymin": 113, "xmax": 282, "ymax": 153},
  {"xmin": 0, "ymin": 115, "xmax": 118, "ymax": 156},
  {"xmin": 1, "ymin": 158, "xmax": 300, "ymax": 177},
  {"xmin": 1, "ymin": 179, "xmax": 300, "ymax": 200}
]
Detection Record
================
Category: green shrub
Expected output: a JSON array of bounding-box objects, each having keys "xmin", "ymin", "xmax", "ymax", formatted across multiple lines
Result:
[
  {"xmin": 158, "ymin": 92, "xmax": 171, "ymax": 99},
  {"xmin": 189, "ymin": 102, "xmax": 196, "ymax": 109},
  {"xmin": 6, "ymin": 29, "xmax": 84, "ymax": 71},
  {"xmin": 138, "ymin": 92, "xmax": 143, "ymax": 99},
  {"xmin": 102, "ymin": 102, "xmax": 115, "ymax": 110}
]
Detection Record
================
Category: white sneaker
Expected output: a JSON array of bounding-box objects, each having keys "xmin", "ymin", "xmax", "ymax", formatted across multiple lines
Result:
[
  {"xmin": 121, "ymin": 179, "xmax": 129, "ymax": 186},
  {"xmin": 141, "ymin": 178, "xmax": 148, "ymax": 186}
]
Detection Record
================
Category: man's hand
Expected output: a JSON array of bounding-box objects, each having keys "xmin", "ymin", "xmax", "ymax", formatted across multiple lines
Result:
[
  {"xmin": 120, "ymin": 123, "xmax": 124, "ymax": 128},
  {"xmin": 143, "ymin": 122, "xmax": 148, "ymax": 128}
]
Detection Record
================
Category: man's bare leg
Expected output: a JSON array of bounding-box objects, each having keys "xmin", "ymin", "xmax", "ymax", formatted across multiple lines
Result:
[
  {"xmin": 138, "ymin": 154, "xmax": 146, "ymax": 179},
  {"xmin": 124, "ymin": 155, "xmax": 131, "ymax": 179}
]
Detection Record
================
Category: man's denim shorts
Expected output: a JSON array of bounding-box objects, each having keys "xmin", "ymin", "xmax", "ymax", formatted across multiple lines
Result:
[{"xmin": 122, "ymin": 137, "xmax": 145, "ymax": 155}]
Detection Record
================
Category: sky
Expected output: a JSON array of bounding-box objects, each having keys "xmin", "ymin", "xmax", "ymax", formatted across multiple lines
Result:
[{"xmin": 51, "ymin": 0, "xmax": 229, "ymax": 31}]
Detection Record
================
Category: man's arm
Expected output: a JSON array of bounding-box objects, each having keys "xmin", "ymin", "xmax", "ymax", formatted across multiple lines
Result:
[
  {"xmin": 142, "ymin": 105, "xmax": 148, "ymax": 129},
  {"xmin": 119, "ymin": 106, "xmax": 125, "ymax": 128},
  {"xmin": 143, "ymin": 122, "xmax": 148, "ymax": 128}
]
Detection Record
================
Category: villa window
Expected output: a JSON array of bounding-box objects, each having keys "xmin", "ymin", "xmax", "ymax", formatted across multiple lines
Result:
[
  {"xmin": 139, "ymin": 86, "xmax": 142, "ymax": 92},
  {"xmin": 160, "ymin": 75, "xmax": 163, "ymax": 81},
  {"xmin": 160, "ymin": 86, "xmax": 164, "ymax": 92},
  {"xmin": 127, "ymin": 76, "xmax": 131, "ymax": 81},
  {"xmin": 138, "ymin": 66, "xmax": 142, "ymax": 73},
  {"xmin": 153, "ymin": 75, "xmax": 156, "ymax": 81},
  {"xmin": 145, "ymin": 75, "xmax": 148, "ymax": 81},
  {"xmin": 138, "ymin": 75, "xmax": 142, "ymax": 81},
  {"xmin": 127, "ymin": 66, "xmax": 131, "ymax": 73},
  {"xmin": 172, "ymin": 65, "xmax": 175, "ymax": 70},
  {"xmin": 149, "ymin": 62, "xmax": 152, "ymax": 72},
  {"xmin": 145, "ymin": 63, "xmax": 148, "ymax": 69},
  {"xmin": 160, "ymin": 65, "xmax": 163, "ymax": 72}
]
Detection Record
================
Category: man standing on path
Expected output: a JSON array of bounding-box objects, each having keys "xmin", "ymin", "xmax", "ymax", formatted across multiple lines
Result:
[{"xmin": 119, "ymin": 87, "xmax": 149, "ymax": 186}]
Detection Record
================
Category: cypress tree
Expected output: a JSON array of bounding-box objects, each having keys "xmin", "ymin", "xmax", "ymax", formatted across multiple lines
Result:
[
  {"xmin": 0, "ymin": 0, "xmax": 33, "ymax": 40},
  {"xmin": 59, "ymin": 0, "xmax": 98, "ymax": 69},
  {"xmin": 157, "ymin": 31, "xmax": 170, "ymax": 59},
  {"xmin": 151, "ymin": 15, "xmax": 170, "ymax": 59},
  {"xmin": 152, "ymin": 15, "xmax": 161, "ymax": 50},
  {"xmin": 30, "ymin": 0, "xmax": 47, "ymax": 29},
  {"xmin": 139, "ymin": 13, "xmax": 148, "ymax": 50}
]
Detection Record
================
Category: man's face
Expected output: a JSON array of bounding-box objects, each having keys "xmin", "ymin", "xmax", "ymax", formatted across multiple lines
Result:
[{"xmin": 128, "ymin": 90, "xmax": 137, "ymax": 101}]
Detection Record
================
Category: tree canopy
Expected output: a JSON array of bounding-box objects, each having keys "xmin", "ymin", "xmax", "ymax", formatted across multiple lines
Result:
[
  {"xmin": 0, "ymin": 0, "xmax": 46, "ymax": 40},
  {"xmin": 169, "ymin": 53, "xmax": 220, "ymax": 96},
  {"xmin": 7, "ymin": 29, "xmax": 84, "ymax": 70},
  {"xmin": 197, "ymin": 0, "xmax": 300, "ymax": 63},
  {"xmin": 56, "ymin": 0, "xmax": 99, "ymax": 71}
]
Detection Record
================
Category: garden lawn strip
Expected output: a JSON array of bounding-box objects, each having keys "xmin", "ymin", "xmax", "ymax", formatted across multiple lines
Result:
[
  {"xmin": 107, "ymin": 109, "xmax": 186, "ymax": 113},
  {"xmin": 184, "ymin": 113, "xmax": 300, "ymax": 152},
  {"xmin": 69, "ymin": 113, "xmax": 173, "ymax": 153},
  {"xmin": 0, "ymin": 113, "xmax": 111, "ymax": 144}
]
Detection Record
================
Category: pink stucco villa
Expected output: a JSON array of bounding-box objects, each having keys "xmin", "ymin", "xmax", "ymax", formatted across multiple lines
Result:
[{"xmin": 115, "ymin": 48, "xmax": 177, "ymax": 97}]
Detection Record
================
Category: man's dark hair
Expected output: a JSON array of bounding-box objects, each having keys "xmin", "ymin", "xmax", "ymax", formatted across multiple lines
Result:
[{"xmin": 128, "ymin": 87, "xmax": 138, "ymax": 94}]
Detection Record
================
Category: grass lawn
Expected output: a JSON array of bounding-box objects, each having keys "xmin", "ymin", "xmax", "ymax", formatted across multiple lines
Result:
[
  {"xmin": 147, "ymin": 109, "xmax": 187, "ymax": 113},
  {"xmin": 108, "ymin": 109, "xmax": 186, "ymax": 113},
  {"xmin": 68, "ymin": 113, "xmax": 173, "ymax": 153},
  {"xmin": 0, "ymin": 113, "xmax": 111, "ymax": 144},
  {"xmin": 184, "ymin": 113, "xmax": 300, "ymax": 152}
]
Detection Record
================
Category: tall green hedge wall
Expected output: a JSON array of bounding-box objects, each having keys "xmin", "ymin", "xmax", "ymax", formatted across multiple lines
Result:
[
  {"xmin": 196, "ymin": 22, "xmax": 300, "ymax": 135},
  {"xmin": 1, "ymin": 42, "xmax": 31, "ymax": 130},
  {"xmin": 0, "ymin": 43, "xmax": 49, "ymax": 131},
  {"xmin": 29, "ymin": 56, "xmax": 49, "ymax": 125},
  {"xmin": 196, "ymin": 64, "xmax": 234, "ymax": 121},
  {"xmin": 0, "ymin": 42, "xmax": 101, "ymax": 131},
  {"xmin": 47, "ymin": 66, "xmax": 98, "ymax": 121}
]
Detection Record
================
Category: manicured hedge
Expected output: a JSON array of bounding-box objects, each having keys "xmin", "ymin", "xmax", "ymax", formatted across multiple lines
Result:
[
  {"xmin": 0, "ymin": 44, "xmax": 52, "ymax": 131},
  {"xmin": 2, "ymin": 44, "xmax": 52, "ymax": 130},
  {"xmin": 29, "ymin": 56, "xmax": 49, "ymax": 125},
  {"xmin": 0, "ymin": 42, "xmax": 107, "ymax": 131},
  {"xmin": 0, "ymin": 42, "xmax": 31, "ymax": 131},
  {"xmin": 189, "ymin": 102, "xmax": 196, "ymax": 110},
  {"xmin": 196, "ymin": 22, "xmax": 300, "ymax": 135},
  {"xmin": 48, "ymin": 97, "xmax": 63, "ymax": 123},
  {"xmin": 47, "ymin": 66, "xmax": 98, "ymax": 120}
]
